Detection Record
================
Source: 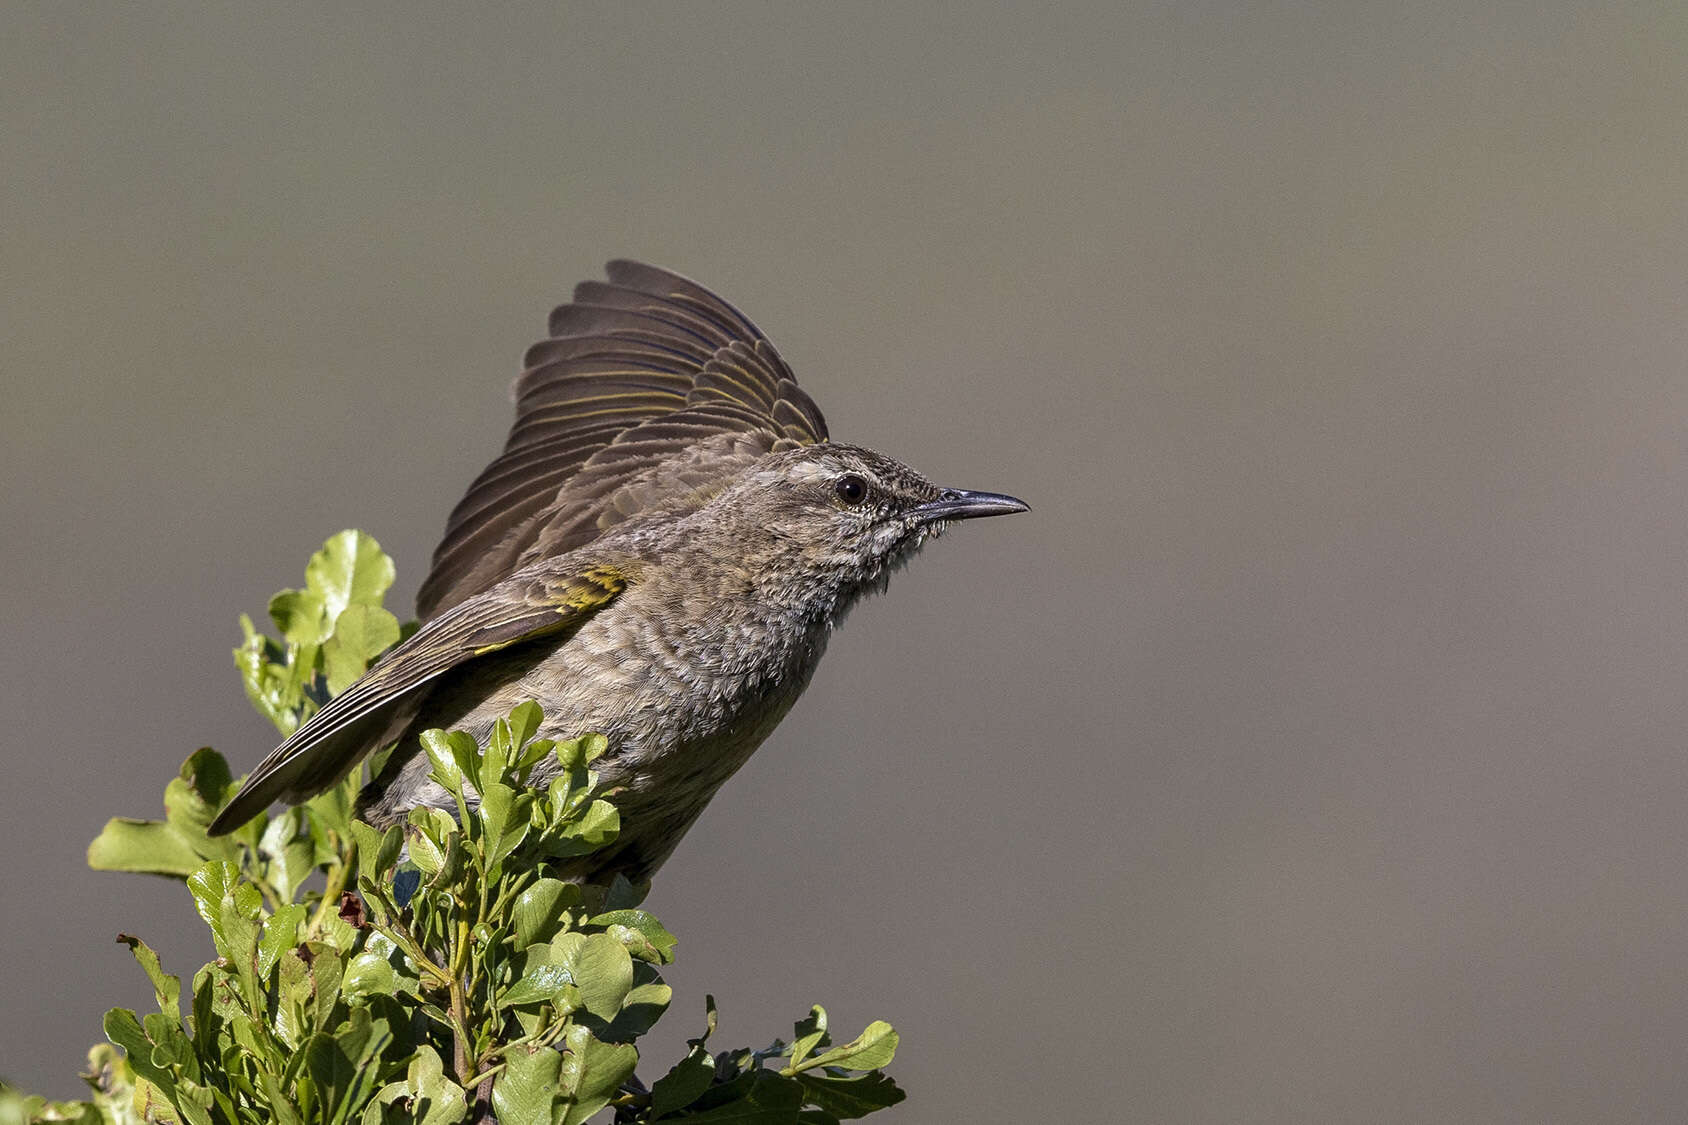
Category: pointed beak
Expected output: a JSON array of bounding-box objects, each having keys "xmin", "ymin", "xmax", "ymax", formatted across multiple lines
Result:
[{"xmin": 912, "ymin": 487, "xmax": 1030, "ymax": 523}]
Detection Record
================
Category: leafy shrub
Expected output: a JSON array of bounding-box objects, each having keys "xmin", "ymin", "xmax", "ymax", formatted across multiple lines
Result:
[{"xmin": 2, "ymin": 532, "xmax": 903, "ymax": 1124}]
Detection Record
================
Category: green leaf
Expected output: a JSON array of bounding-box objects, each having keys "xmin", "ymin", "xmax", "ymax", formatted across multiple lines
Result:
[
  {"xmin": 260, "ymin": 809, "xmax": 319, "ymax": 903},
  {"xmin": 336, "ymin": 603, "xmax": 402, "ymax": 660},
  {"xmin": 603, "ymin": 980, "xmax": 671, "ymax": 1039},
  {"xmin": 514, "ymin": 738, "xmax": 557, "ymax": 776},
  {"xmin": 419, "ymin": 729, "xmax": 465, "ymax": 792},
  {"xmin": 315, "ymin": 911, "xmax": 362, "ymax": 955},
  {"xmin": 550, "ymin": 735, "xmax": 583, "ymax": 772},
  {"xmin": 513, "ymin": 878, "xmax": 579, "ymax": 948},
  {"xmin": 342, "ymin": 951, "xmax": 398, "ymax": 1001},
  {"xmin": 503, "ymin": 931, "xmax": 634, "ymax": 1017},
  {"xmin": 349, "ymin": 820, "xmax": 403, "ymax": 882},
  {"xmin": 78, "ymin": 1041, "xmax": 140, "ymax": 1121},
  {"xmin": 590, "ymin": 909, "xmax": 677, "ymax": 965},
  {"xmin": 117, "ymin": 934, "xmax": 181, "ymax": 1024},
  {"xmin": 447, "ymin": 731, "xmax": 482, "ymax": 791},
  {"xmin": 186, "ymin": 861, "xmax": 263, "ymax": 960},
  {"xmin": 787, "ymin": 1005, "xmax": 829, "ymax": 1070},
  {"xmin": 479, "ymin": 782, "xmax": 532, "ymax": 873},
  {"xmin": 500, "ymin": 941, "xmax": 580, "ymax": 1009},
  {"xmin": 163, "ymin": 748, "xmax": 235, "ymax": 831},
  {"xmin": 793, "ymin": 1072, "xmax": 906, "ymax": 1119},
  {"xmin": 679, "ymin": 1072, "xmax": 805, "ymax": 1123},
  {"xmin": 186, "ymin": 861, "xmax": 236, "ymax": 928},
  {"xmin": 347, "ymin": 819, "xmax": 383, "ymax": 867},
  {"xmin": 507, "ymin": 700, "xmax": 544, "ymax": 752},
  {"xmin": 429, "ymin": 833, "xmax": 469, "ymax": 889},
  {"xmin": 786, "ymin": 1022, "xmax": 898, "ymax": 1075},
  {"xmin": 557, "ymin": 1023, "xmax": 638, "ymax": 1125},
  {"xmin": 649, "ymin": 1043, "xmax": 717, "ymax": 1117},
  {"xmin": 405, "ymin": 808, "xmax": 456, "ymax": 878},
  {"xmin": 89, "ymin": 749, "xmax": 243, "ymax": 877},
  {"xmin": 142, "ymin": 1009, "xmax": 194, "ymax": 1070},
  {"xmin": 102, "ymin": 1007, "xmax": 179, "ymax": 1106},
  {"xmin": 87, "ymin": 817, "xmax": 204, "ymax": 877},
  {"xmin": 370, "ymin": 820, "xmax": 403, "ymax": 876},
  {"xmin": 556, "ymin": 932, "xmax": 634, "ymax": 1021},
  {"xmin": 166, "ymin": 1079, "xmax": 218, "ymax": 1125},
  {"xmin": 304, "ymin": 1005, "xmax": 393, "ymax": 1125},
  {"xmin": 189, "ymin": 966, "xmax": 220, "ymax": 1057},
  {"xmin": 366, "ymin": 1045, "xmax": 467, "ymax": 1125},
  {"xmin": 219, "ymin": 897, "xmax": 262, "ymax": 1005},
  {"xmin": 235, "ymin": 610, "xmax": 318, "ymax": 734},
  {"xmin": 227, "ymin": 1011, "xmax": 271, "ymax": 1070},
  {"xmin": 306, "ymin": 530, "xmax": 396, "ymax": 623},
  {"xmin": 257, "ymin": 903, "xmax": 307, "ymax": 979},
  {"xmin": 270, "ymin": 588, "xmax": 330, "ymax": 646},
  {"xmin": 491, "ymin": 1045, "xmax": 563, "ymax": 1125},
  {"xmin": 306, "ymin": 943, "xmax": 348, "ymax": 1028},
  {"xmin": 577, "ymin": 733, "xmax": 609, "ymax": 765},
  {"xmin": 545, "ymin": 800, "xmax": 620, "ymax": 858},
  {"xmin": 323, "ymin": 604, "xmax": 401, "ymax": 695},
  {"xmin": 303, "ymin": 771, "xmax": 360, "ymax": 845},
  {"xmin": 483, "ymin": 715, "xmax": 514, "ymax": 794},
  {"xmin": 235, "ymin": 613, "xmax": 291, "ymax": 733}
]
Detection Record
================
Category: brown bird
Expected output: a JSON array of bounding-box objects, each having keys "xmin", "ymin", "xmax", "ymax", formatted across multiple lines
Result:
[{"xmin": 209, "ymin": 261, "xmax": 1026, "ymax": 882}]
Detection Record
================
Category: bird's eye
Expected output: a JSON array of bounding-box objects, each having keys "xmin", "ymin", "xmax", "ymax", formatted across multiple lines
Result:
[{"xmin": 834, "ymin": 474, "xmax": 869, "ymax": 506}]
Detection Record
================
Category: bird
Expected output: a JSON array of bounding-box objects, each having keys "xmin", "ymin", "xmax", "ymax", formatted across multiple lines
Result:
[{"xmin": 208, "ymin": 261, "xmax": 1027, "ymax": 882}]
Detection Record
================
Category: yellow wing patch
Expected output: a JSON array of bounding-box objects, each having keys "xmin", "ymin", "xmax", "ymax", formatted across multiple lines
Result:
[{"xmin": 468, "ymin": 563, "xmax": 630, "ymax": 655}]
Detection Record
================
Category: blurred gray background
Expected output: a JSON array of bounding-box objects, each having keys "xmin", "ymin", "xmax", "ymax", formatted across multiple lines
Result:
[{"xmin": 6, "ymin": 3, "xmax": 1688, "ymax": 1120}]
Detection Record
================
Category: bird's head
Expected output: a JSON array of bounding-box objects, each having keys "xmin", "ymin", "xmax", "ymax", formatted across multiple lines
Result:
[{"xmin": 705, "ymin": 443, "xmax": 1028, "ymax": 615}]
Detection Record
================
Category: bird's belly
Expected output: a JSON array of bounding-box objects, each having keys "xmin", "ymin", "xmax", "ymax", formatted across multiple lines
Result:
[
  {"xmin": 545, "ymin": 625, "xmax": 819, "ymax": 810},
  {"xmin": 368, "ymin": 610, "xmax": 826, "ymax": 878}
]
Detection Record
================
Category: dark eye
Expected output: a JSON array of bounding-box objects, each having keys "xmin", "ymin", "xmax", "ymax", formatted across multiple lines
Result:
[{"xmin": 834, "ymin": 474, "xmax": 869, "ymax": 506}]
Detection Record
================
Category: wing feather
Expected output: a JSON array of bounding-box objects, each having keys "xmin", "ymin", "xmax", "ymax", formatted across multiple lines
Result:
[
  {"xmin": 208, "ymin": 562, "xmax": 630, "ymax": 834},
  {"xmin": 416, "ymin": 261, "xmax": 829, "ymax": 619}
]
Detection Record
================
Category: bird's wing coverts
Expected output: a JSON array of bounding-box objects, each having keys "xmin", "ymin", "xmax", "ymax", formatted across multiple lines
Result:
[
  {"xmin": 417, "ymin": 260, "xmax": 828, "ymax": 618},
  {"xmin": 208, "ymin": 563, "xmax": 629, "ymax": 834}
]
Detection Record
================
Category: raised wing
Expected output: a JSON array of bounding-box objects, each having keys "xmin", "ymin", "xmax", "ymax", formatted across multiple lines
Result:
[
  {"xmin": 417, "ymin": 260, "xmax": 828, "ymax": 619},
  {"xmin": 208, "ymin": 562, "xmax": 630, "ymax": 834}
]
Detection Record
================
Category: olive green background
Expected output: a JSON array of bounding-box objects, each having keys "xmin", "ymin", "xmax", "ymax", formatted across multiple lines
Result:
[{"xmin": 7, "ymin": 4, "xmax": 1688, "ymax": 1120}]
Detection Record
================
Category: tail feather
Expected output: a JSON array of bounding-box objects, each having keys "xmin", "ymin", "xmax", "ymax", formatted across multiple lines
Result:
[{"xmin": 208, "ymin": 697, "xmax": 419, "ymax": 835}]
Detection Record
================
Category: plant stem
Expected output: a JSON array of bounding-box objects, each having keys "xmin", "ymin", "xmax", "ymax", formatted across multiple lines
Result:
[
  {"xmin": 450, "ymin": 973, "xmax": 470, "ymax": 1080},
  {"xmin": 461, "ymin": 1060, "xmax": 507, "ymax": 1089},
  {"xmin": 378, "ymin": 921, "xmax": 454, "ymax": 988}
]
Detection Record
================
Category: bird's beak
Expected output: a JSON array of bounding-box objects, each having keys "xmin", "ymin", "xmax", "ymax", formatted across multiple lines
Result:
[{"xmin": 912, "ymin": 488, "xmax": 1030, "ymax": 523}]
